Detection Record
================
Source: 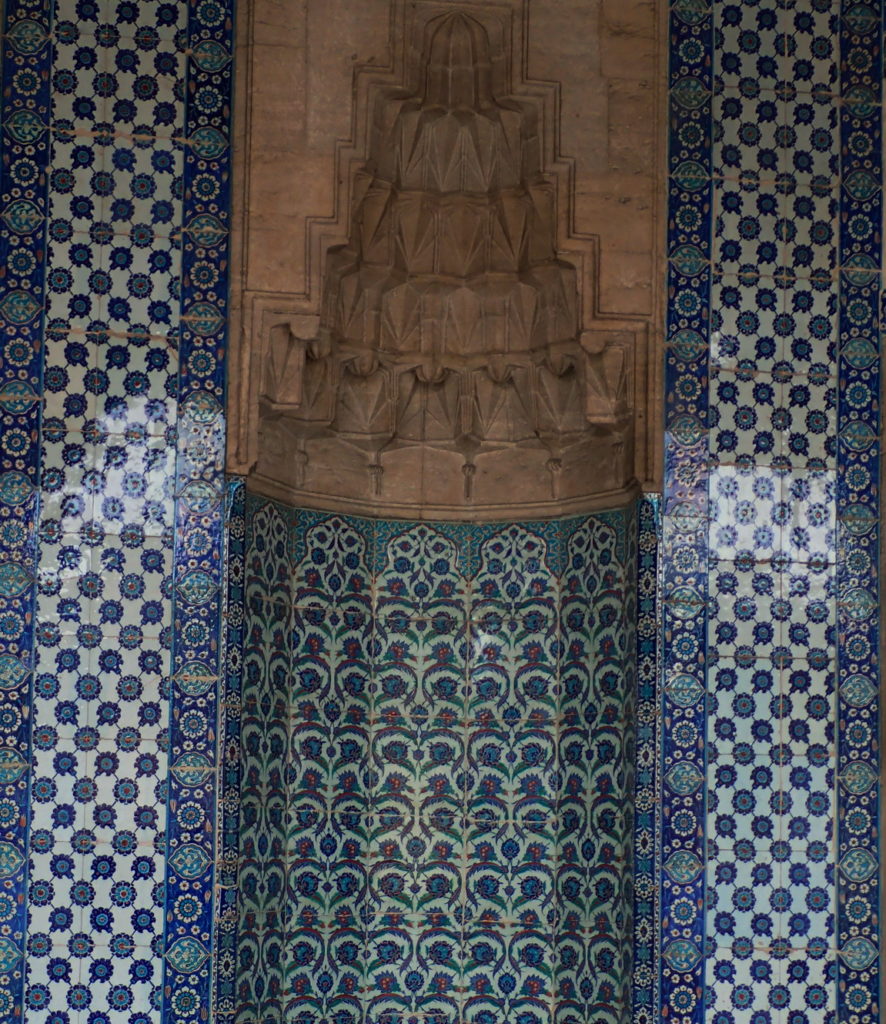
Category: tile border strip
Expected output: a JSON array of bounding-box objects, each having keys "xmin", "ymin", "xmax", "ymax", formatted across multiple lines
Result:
[
  {"xmin": 660, "ymin": 0, "xmax": 714, "ymax": 1019},
  {"xmin": 216, "ymin": 477, "xmax": 246, "ymax": 1019},
  {"xmin": 0, "ymin": 2, "xmax": 53, "ymax": 1019},
  {"xmin": 161, "ymin": 0, "xmax": 237, "ymax": 1020},
  {"xmin": 632, "ymin": 494, "xmax": 660, "ymax": 1024},
  {"xmin": 835, "ymin": 1, "xmax": 882, "ymax": 1019}
]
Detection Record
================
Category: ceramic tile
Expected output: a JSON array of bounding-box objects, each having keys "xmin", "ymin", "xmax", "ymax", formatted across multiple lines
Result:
[
  {"xmin": 714, "ymin": 1, "xmax": 781, "ymax": 94},
  {"xmin": 2, "ymin": 0, "xmax": 233, "ymax": 1019},
  {"xmin": 4, "ymin": 0, "xmax": 883, "ymax": 1021},
  {"xmin": 669, "ymin": 2, "xmax": 882, "ymax": 1017},
  {"xmin": 714, "ymin": 86, "xmax": 782, "ymax": 183},
  {"xmin": 239, "ymin": 503, "xmax": 633, "ymax": 1024}
]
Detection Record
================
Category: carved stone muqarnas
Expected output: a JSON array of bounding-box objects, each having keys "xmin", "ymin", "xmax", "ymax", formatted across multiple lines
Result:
[{"xmin": 258, "ymin": 9, "xmax": 635, "ymax": 517}]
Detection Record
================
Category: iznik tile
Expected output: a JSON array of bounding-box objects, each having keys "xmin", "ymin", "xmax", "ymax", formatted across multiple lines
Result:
[
  {"xmin": 665, "ymin": 0, "xmax": 881, "ymax": 1021},
  {"xmin": 238, "ymin": 499, "xmax": 637, "ymax": 1024}
]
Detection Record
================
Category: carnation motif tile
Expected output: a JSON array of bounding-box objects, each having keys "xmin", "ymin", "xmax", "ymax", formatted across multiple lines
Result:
[{"xmin": 239, "ymin": 503, "xmax": 635, "ymax": 1024}]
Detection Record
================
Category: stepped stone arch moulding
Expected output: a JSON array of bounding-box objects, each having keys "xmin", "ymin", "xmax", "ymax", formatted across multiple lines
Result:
[{"xmin": 228, "ymin": 0, "xmax": 664, "ymax": 518}]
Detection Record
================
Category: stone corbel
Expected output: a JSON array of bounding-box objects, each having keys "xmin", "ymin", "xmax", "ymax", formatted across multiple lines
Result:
[
  {"xmin": 580, "ymin": 330, "xmax": 633, "ymax": 427},
  {"xmin": 261, "ymin": 314, "xmax": 322, "ymax": 412}
]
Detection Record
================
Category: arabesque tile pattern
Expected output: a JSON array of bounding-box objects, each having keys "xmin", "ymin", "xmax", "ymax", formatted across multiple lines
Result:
[{"xmin": 236, "ymin": 498, "xmax": 640, "ymax": 1024}]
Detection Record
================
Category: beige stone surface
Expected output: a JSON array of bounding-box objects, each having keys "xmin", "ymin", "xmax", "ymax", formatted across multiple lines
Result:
[{"xmin": 228, "ymin": 0, "xmax": 665, "ymax": 516}]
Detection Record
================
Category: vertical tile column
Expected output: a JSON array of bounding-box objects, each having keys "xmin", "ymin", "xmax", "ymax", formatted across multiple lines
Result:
[
  {"xmin": 237, "ymin": 496, "xmax": 294, "ymax": 1024},
  {"xmin": 705, "ymin": 0, "xmax": 842, "ymax": 1017},
  {"xmin": 556, "ymin": 513, "xmax": 637, "ymax": 1024},
  {"xmin": 835, "ymin": 1, "xmax": 881, "ymax": 1017},
  {"xmin": 660, "ymin": 0, "xmax": 714, "ymax": 1018},
  {"xmin": 216, "ymin": 477, "xmax": 247, "ymax": 1020},
  {"xmin": 663, "ymin": 0, "xmax": 882, "ymax": 1021},
  {"xmin": 631, "ymin": 495, "xmax": 660, "ymax": 1024},
  {"xmin": 0, "ymin": 1, "xmax": 235, "ymax": 1021},
  {"xmin": 0, "ymin": 3, "xmax": 52, "ymax": 1020},
  {"xmin": 287, "ymin": 511, "xmax": 373, "ymax": 1024},
  {"xmin": 160, "ymin": 0, "xmax": 235, "ymax": 1015},
  {"xmin": 464, "ymin": 522, "xmax": 562, "ymax": 1024},
  {"xmin": 25, "ymin": 4, "xmax": 186, "ymax": 1021}
]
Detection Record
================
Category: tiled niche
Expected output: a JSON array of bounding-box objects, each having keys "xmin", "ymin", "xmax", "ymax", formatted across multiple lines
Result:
[{"xmin": 236, "ymin": 495, "xmax": 641, "ymax": 1024}]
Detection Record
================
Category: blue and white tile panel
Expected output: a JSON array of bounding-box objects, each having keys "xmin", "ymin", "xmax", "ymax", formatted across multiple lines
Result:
[
  {"xmin": 0, "ymin": 0, "xmax": 235, "ymax": 1021},
  {"xmin": 26, "ymin": 3, "xmax": 187, "ymax": 1022},
  {"xmin": 663, "ymin": 0, "xmax": 882, "ymax": 1022}
]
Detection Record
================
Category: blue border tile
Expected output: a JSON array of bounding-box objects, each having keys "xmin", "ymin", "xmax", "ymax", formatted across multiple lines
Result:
[
  {"xmin": 0, "ymin": 2, "xmax": 52, "ymax": 1018},
  {"xmin": 835, "ymin": 1, "xmax": 882, "ymax": 1019},
  {"xmin": 160, "ymin": 0, "xmax": 236, "ymax": 1020},
  {"xmin": 632, "ymin": 495, "xmax": 660, "ymax": 1024},
  {"xmin": 216, "ymin": 477, "xmax": 246, "ymax": 1019},
  {"xmin": 660, "ymin": 0, "xmax": 713, "ymax": 1017}
]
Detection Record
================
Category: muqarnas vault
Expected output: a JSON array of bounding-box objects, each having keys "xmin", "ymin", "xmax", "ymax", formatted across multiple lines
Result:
[{"xmin": 237, "ymin": 6, "xmax": 654, "ymax": 518}]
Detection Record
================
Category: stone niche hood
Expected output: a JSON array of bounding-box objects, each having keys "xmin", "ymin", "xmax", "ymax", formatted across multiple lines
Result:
[{"xmin": 228, "ymin": 0, "xmax": 663, "ymax": 519}]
